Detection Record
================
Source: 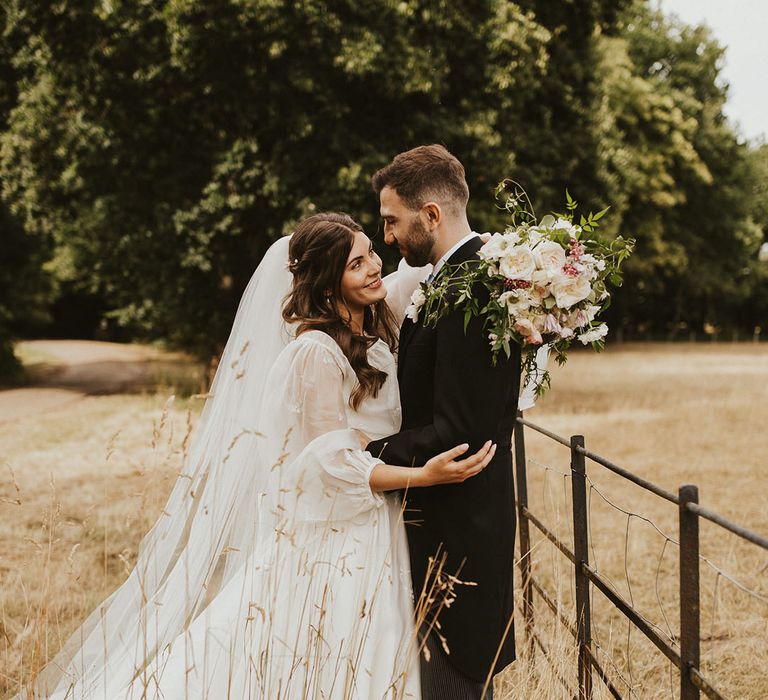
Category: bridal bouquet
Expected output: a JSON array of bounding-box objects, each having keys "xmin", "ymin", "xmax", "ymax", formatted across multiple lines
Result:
[{"xmin": 408, "ymin": 182, "xmax": 635, "ymax": 396}]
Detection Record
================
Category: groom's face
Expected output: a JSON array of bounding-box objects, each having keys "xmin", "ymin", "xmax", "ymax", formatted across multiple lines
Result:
[{"xmin": 379, "ymin": 186, "xmax": 436, "ymax": 267}]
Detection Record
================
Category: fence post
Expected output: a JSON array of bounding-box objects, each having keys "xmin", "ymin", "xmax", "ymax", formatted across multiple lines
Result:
[
  {"xmin": 679, "ymin": 484, "xmax": 701, "ymax": 700},
  {"xmin": 514, "ymin": 411, "xmax": 534, "ymax": 656},
  {"xmin": 571, "ymin": 435, "xmax": 592, "ymax": 700}
]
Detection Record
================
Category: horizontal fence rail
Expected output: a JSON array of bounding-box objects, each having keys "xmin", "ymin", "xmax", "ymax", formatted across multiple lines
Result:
[
  {"xmin": 684, "ymin": 501, "xmax": 768, "ymax": 550},
  {"xmin": 575, "ymin": 444, "xmax": 680, "ymax": 505},
  {"xmin": 513, "ymin": 411, "xmax": 768, "ymax": 700}
]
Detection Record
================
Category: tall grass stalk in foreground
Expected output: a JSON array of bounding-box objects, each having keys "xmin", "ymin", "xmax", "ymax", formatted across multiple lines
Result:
[{"xmin": 3, "ymin": 396, "xmax": 467, "ymax": 699}]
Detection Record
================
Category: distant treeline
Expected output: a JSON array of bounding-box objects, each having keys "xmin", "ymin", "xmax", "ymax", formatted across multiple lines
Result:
[{"xmin": 1, "ymin": 0, "xmax": 766, "ymax": 377}]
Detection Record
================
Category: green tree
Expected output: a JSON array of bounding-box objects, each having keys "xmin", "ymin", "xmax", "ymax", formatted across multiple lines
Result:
[
  {"xmin": 3, "ymin": 0, "xmax": 759, "ymax": 360},
  {"xmin": 0, "ymin": 3, "xmax": 55, "ymax": 380},
  {"xmin": 737, "ymin": 143, "xmax": 768, "ymax": 334},
  {"xmin": 512, "ymin": 0, "xmax": 632, "ymax": 213},
  {"xmin": 1, "ymin": 0, "xmax": 553, "ymax": 357},
  {"xmin": 596, "ymin": 2, "xmax": 760, "ymax": 338}
]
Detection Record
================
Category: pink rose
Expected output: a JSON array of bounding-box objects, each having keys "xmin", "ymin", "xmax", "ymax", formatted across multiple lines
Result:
[{"xmin": 514, "ymin": 318, "xmax": 544, "ymax": 345}]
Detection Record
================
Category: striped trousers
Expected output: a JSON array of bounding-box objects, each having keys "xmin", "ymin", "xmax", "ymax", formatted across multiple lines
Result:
[{"xmin": 420, "ymin": 634, "xmax": 494, "ymax": 700}]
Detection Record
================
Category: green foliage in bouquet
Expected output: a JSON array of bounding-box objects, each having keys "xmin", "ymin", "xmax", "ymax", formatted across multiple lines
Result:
[{"xmin": 411, "ymin": 182, "xmax": 635, "ymax": 395}]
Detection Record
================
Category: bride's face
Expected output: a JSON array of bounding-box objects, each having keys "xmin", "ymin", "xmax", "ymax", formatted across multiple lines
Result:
[{"xmin": 339, "ymin": 230, "xmax": 385, "ymax": 312}]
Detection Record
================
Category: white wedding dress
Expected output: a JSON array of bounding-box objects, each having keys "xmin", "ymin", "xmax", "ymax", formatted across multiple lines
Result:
[
  {"xmin": 25, "ymin": 239, "xmax": 426, "ymax": 700},
  {"xmin": 114, "ymin": 331, "xmax": 419, "ymax": 699}
]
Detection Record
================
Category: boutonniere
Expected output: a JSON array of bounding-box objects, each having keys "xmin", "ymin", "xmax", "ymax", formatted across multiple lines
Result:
[{"xmin": 404, "ymin": 284, "xmax": 427, "ymax": 323}]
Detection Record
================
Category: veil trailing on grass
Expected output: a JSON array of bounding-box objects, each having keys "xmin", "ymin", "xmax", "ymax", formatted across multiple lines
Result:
[{"xmin": 30, "ymin": 236, "xmax": 295, "ymax": 698}]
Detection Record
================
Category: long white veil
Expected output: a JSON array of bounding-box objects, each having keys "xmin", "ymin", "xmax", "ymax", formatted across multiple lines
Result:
[{"xmin": 30, "ymin": 236, "xmax": 295, "ymax": 698}]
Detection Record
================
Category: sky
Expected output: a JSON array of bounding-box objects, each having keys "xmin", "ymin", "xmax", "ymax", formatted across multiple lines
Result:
[{"xmin": 658, "ymin": 0, "xmax": 767, "ymax": 143}]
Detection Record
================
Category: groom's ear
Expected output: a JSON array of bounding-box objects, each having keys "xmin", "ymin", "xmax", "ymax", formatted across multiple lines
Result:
[{"xmin": 421, "ymin": 202, "xmax": 442, "ymax": 231}]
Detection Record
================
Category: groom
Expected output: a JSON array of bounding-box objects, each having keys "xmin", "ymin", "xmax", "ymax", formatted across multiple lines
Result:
[{"xmin": 367, "ymin": 145, "xmax": 522, "ymax": 699}]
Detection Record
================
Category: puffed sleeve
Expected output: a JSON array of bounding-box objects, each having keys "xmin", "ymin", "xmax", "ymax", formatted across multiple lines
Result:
[
  {"xmin": 282, "ymin": 335, "xmax": 350, "ymax": 445},
  {"xmin": 383, "ymin": 258, "xmax": 432, "ymax": 327},
  {"xmin": 278, "ymin": 335, "xmax": 386, "ymax": 521}
]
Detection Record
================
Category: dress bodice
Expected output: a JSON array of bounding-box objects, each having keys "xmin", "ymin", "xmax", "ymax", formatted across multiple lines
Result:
[{"xmin": 289, "ymin": 330, "xmax": 402, "ymax": 442}]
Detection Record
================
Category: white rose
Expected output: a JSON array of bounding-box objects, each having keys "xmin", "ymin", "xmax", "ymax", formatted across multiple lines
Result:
[
  {"xmin": 479, "ymin": 231, "xmax": 519, "ymax": 260},
  {"xmin": 499, "ymin": 290, "xmax": 531, "ymax": 317},
  {"xmin": 499, "ymin": 245, "xmax": 536, "ymax": 280},
  {"xmin": 551, "ymin": 273, "xmax": 592, "ymax": 309},
  {"xmin": 578, "ymin": 323, "xmax": 609, "ymax": 344},
  {"xmin": 404, "ymin": 287, "xmax": 426, "ymax": 322},
  {"xmin": 531, "ymin": 268, "xmax": 556, "ymax": 286},
  {"xmin": 479, "ymin": 233, "xmax": 507, "ymax": 259},
  {"xmin": 534, "ymin": 240, "xmax": 567, "ymax": 271}
]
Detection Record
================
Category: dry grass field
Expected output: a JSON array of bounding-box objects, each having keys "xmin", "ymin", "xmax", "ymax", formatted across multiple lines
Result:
[
  {"xmin": 1, "ymin": 341, "xmax": 766, "ymax": 698},
  {"xmin": 498, "ymin": 342, "xmax": 768, "ymax": 699}
]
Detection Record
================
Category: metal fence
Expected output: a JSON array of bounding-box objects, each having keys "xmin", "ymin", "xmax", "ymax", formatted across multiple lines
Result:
[{"xmin": 513, "ymin": 412, "xmax": 768, "ymax": 700}]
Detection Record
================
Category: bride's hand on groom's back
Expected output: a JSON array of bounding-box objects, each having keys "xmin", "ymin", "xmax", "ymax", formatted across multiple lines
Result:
[{"xmin": 420, "ymin": 440, "xmax": 497, "ymax": 486}]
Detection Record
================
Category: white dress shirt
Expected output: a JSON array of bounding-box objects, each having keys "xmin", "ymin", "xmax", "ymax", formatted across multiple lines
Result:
[{"xmin": 427, "ymin": 231, "xmax": 480, "ymax": 284}]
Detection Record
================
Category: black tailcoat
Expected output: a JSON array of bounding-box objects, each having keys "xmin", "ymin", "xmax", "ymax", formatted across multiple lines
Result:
[{"xmin": 368, "ymin": 236, "xmax": 522, "ymax": 683}]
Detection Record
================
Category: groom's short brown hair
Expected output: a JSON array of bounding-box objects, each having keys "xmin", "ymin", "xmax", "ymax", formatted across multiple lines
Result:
[{"xmin": 371, "ymin": 144, "xmax": 470, "ymax": 214}]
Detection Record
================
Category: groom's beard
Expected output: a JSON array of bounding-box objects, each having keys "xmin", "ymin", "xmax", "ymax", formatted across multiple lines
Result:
[{"xmin": 399, "ymin": 217, "xmax": 435, "ymax": 268}]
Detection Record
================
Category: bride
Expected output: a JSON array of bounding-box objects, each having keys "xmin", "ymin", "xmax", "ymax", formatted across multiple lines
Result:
[{"xmin": 25, "ymin": 212, "xmax": 496, "ymax": 699}]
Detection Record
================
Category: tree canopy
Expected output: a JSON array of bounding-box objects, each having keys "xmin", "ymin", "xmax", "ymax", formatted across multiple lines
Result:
[{"xmin": 1, "ymin": 0, "xmax": 765, "ymax": 375}]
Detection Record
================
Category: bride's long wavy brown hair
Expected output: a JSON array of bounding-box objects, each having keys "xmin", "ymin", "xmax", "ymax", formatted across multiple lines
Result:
[{"xmin": 283, "ymin": 212, "xmax": 399, "ymax": 410}]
